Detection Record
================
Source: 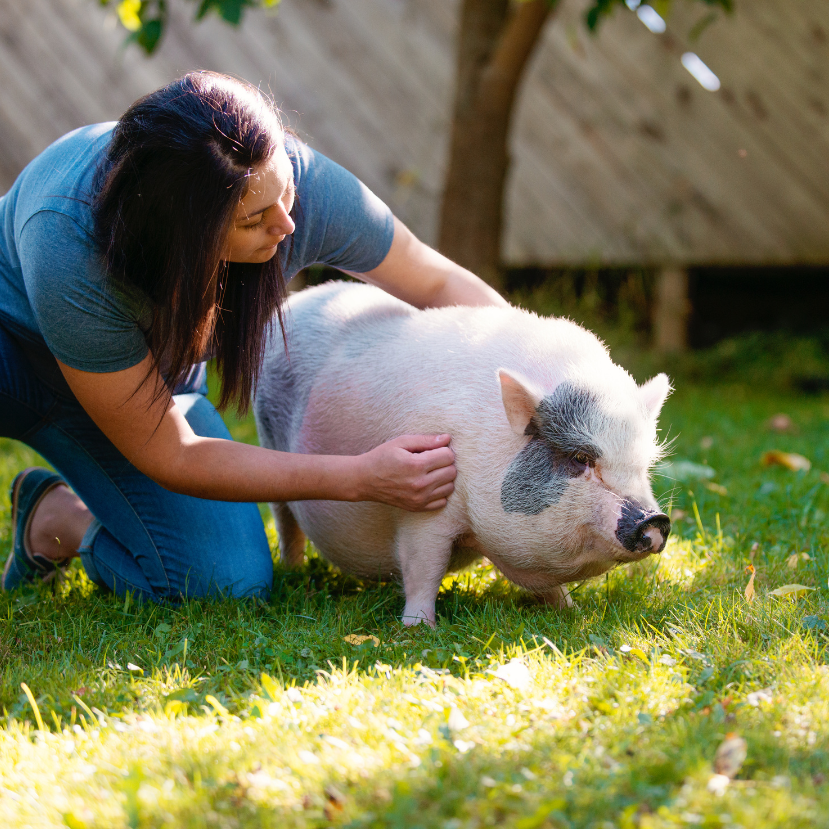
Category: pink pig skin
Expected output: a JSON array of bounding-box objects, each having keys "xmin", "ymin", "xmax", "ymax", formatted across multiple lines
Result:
[{"xmin": 254, "ymin": 281, "xmax": 672, "ymax": 627}]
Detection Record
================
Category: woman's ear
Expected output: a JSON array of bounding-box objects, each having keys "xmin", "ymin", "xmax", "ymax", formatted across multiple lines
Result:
[{"xmin": 498, "ymin": 369, "xmax": 543, "ymax": 435}]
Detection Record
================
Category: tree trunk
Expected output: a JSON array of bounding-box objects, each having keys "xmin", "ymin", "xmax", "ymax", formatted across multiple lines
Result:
[
  {"xmin": 652, "ymin": 267, "xmax": 691, "ymax": 352},
  {"xmin": 438, "ymin": 0, "xmax": 557, "ymax": 289}
]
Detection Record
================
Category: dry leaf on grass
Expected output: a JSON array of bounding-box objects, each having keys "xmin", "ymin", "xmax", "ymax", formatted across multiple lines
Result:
[
  {"xmin": 344, "ymin": 634, "xmax": 380, "ymax": 647},
  {"xmin": 787, "ymin": 552, "xmax": 811, "ymax": 570},
  {"xmin": 761, "ymin": 450, "xmax": 811, "ymax": 472},
  {"xmin": 713, "ymin": 733, "xmax": 747, "ymax": 778},
  {"xmin": 744, "ymin": 566, "xmax": 756, "ymax": 603},
  {"xmin": 768, "ymin": 584, "xmax": 815, "ymax": 600}
]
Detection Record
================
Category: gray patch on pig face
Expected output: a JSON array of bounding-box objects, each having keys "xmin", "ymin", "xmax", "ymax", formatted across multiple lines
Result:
[
  {"xmin": 500, "ymin": 438, "xmax": 572, "ymax": 515},
  {"xmin": 501, "ymin": 382, "xmax": 603, "ymax": 515}
]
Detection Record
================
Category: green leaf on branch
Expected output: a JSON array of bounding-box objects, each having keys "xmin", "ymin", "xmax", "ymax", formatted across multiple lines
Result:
[
  {"xmin": 195, "ymin": 0, "xmax": 259, "ymax": 26},
  {"xmin": 130, "ymin": 18, "xmax": 163, "ymax": 53},
  {"xmin": 102, "ymin": 0, "xmax": 281, "ymax": 53},
  {"xmin": 585, "ymin": 0, "xmax": 734, "ymax": 34},
  {"xmin": 688, "ymin": 10, "xmax": 718, "ymax": 40}
]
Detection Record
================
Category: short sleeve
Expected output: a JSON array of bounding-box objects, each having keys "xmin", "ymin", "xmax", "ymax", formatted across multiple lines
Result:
[
  {"xmin": 282, "ymin": 140, "xmax": 395, "ymax": 278},
  {"xmin": 19, "ymin": 211, "xmax": 150, "ymax": 372}
]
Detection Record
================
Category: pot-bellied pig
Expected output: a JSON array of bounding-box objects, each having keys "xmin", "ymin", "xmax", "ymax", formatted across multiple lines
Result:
[{"xmin": 254, "ymin": 281, "xmax": 672, "ymax": 626}]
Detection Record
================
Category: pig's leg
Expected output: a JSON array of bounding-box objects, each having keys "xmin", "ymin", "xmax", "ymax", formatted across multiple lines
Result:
[
  {"xmin": 538, "ymin": 584, "xmax": 574, "ymax": 609},
  {"xmin": 272, "ymin": 502, "xmax": 306, "ymax": 568},
  {"xmin": 396, "ymin": 517, "xmax": 458, "ymax": 628}
]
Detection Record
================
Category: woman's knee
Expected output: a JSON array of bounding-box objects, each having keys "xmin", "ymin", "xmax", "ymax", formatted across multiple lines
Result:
[
  {"xmin": 84, "ymin": 501, "xmax": 274, "ymax": 602},
  {"xmin": 168, "ymin": 526, "xmax": 274, "ymax": 601}
]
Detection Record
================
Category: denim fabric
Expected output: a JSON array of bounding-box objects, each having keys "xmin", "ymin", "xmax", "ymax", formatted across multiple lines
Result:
[{"xmin": 0, "ymin": 324, "xmax": 274, "ymax": 601}]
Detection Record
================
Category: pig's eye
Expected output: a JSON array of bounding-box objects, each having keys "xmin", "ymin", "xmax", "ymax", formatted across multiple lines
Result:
[{"xmin": 573, "ymin": 452, "xmax": 592, "ymax": 468}]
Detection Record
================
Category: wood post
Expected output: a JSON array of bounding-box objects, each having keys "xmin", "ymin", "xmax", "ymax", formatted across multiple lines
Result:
[{"xmin": 652, "ymin": 266, "xmax": 690, "ymax": 352}]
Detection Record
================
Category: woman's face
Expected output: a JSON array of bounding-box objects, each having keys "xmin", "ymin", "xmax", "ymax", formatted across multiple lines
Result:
[{"xmin": 223, "ymin": 145, "xmax": 296, "ymax": 264}]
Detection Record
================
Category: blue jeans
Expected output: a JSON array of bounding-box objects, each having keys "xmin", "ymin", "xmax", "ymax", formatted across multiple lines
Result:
[{"xmin": 0, "ymin": 324, "xmax": 273, "ymax": 601}]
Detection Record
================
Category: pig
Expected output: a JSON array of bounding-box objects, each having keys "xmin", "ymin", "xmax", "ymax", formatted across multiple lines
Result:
[{"xmin": 254, "ymin": 280, "xmax": 672, "ymax": 626}]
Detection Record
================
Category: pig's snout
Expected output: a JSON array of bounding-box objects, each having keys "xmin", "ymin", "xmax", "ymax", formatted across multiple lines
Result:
[{"xmin": 616, "ymin": 500, "xmax": 671, "ymax": 554}]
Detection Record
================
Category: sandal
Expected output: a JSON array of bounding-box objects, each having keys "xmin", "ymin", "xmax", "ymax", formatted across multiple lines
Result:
[{"xmin": 2, "ymin": 468, "xmax": 71, "ymax": 590}]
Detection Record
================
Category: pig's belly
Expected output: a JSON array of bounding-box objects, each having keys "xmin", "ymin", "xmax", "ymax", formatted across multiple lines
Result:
[{"xmin": 290, "ymin": 499, "xmax": 402, "ymax": 580}]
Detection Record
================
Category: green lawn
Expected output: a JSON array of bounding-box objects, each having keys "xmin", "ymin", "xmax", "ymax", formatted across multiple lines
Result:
[{"xmin": 2, "ymin": 369, "xmax": 829, "ymax": 827}]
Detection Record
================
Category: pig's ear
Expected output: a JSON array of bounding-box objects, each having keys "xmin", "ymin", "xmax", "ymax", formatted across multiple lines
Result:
[
  {"xmin": 639, "ymin": 373, "xmax": 672, "ymax": 419},
  {"xmin": 498, "ymin": 369, "xmax": 543, "ymax": 436}
]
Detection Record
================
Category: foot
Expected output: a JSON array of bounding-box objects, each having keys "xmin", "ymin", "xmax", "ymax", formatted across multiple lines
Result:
[
  {"xmin": 3, "ymin": 469, "xmax": 71, "ymax": 589},
  {"xmin": 27, "ymin": 482, "xmax": 91, "ymax": 562}
]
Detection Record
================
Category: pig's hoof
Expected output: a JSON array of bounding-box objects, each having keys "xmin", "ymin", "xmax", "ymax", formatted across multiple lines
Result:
[{"xmin": 401, "ymin": 608, "xmax": 437, "ymax": 628}]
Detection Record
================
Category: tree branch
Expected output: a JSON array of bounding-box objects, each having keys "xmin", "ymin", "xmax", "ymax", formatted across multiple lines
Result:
[{"xmin": 478, "ymin": 0, "xmax": 558, "ymax": 115}]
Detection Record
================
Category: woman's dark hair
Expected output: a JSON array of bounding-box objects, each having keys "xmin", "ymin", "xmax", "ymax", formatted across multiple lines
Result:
[{"xmin": 94, "ymin": 71, "xmax": 288, "ymax": 414}]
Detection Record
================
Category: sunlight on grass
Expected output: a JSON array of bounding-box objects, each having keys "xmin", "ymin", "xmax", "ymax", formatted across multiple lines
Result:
[{"xmin": 3, "ymin": 372, "xmax": 829, "ymax": 826}]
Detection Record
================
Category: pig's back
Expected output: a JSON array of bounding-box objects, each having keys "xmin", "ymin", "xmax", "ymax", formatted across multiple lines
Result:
[
  {"xmin": 254, "ymin": 280, "xmax": 418, "ymax": 455},
  {"xmin": 253, "ymin": 280, "xmax": 626, "ymax": 575}
]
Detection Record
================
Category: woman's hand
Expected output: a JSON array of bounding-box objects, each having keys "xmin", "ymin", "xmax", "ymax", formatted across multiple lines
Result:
[{"xmin": 356, "ymin": 434, "xmax": 457, "ymax": 511}]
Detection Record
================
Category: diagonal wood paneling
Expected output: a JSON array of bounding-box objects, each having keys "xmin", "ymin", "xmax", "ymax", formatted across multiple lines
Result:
[{"xmin": 0, "ymin": 0, "xmax": 827, "ymax": 266}]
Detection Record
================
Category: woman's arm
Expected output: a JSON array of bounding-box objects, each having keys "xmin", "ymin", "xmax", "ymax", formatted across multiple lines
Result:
[
  {"xmin": 58, "ymin": 355, "xmax": 456, "ymax": 510},
  {"xmin": 348, "ymin": 217, "xmax": 509, "ymax": 310}
]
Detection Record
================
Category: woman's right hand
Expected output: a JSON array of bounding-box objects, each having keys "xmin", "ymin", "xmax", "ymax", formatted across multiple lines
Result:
[{"xmin": 356, "ymin": 434, "xmax": 457, "ymax": 511}]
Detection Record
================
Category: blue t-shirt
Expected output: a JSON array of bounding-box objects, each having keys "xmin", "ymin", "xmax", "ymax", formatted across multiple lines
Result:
[{"xmin": 0, "ymin": 124, "xmax": 394, "ymax": 382}]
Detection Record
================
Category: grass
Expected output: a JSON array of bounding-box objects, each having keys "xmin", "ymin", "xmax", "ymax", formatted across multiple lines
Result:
[{"xmin": 3, "ymin": 320, "xmax": 829, "ymax": 826}]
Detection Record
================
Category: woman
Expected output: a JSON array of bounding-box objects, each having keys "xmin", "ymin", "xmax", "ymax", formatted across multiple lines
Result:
[{"xmin": 0, "ymin": 71, "xmax": 506, "ymax": 601}]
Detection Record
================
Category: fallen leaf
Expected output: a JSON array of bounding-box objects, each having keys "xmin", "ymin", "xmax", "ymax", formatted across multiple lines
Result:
[
  {"xmin": 324, "ymin": 784, "xmax": 346, "ymax": 819},
  {"xmin": 767, "ymin": 413, "xmax": 794, "ymax": 433},
  {"xmin": 761, "ymin": 451, "xmax": 811, "ymax": 472},
  {"xmin": 768, "ymin": 584, "xmax": 815, "ymax": 599},
  {"xmin": 705, "ymin": 482, "xmax": 728, "ymax": 496},
  {"xmin": 344, "ymin": 634, "xmax": 380, "ymax": 647},
  {"xmin": 787, "ymin": 552, "xmax": 811, "ymax": 570},
  {"xmin": 744, "ymin": 566, "xmax": 756, "ymax": 603},
  {"xmin": 713, "ymin": 733, "xmax": 747, "ymax": 778}
]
